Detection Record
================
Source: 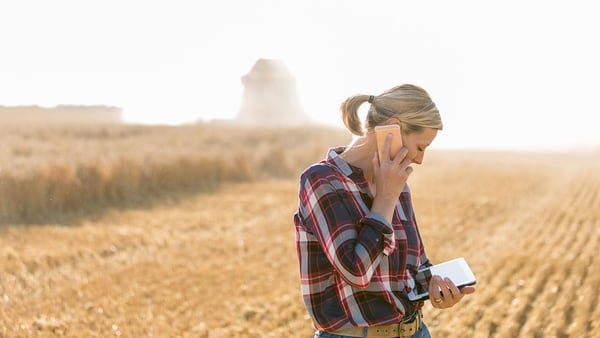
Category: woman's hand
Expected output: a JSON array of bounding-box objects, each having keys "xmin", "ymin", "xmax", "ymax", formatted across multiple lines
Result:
[
  {"xmin": 370, "ymin": 134, "xmax": 413, "ymax": 223},
  {"xmin": 373, "ymin": 133, "xmax": 412, "ymax": 200},
  {"xmin": 429, "ymin": 275, "xmax": 476, "ymax": 309}
]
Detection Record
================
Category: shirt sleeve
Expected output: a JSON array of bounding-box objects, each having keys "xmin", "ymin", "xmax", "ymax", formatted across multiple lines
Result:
[{"xmin": 298, "ymin": 166, "xmax": 396, "ymax": 288}]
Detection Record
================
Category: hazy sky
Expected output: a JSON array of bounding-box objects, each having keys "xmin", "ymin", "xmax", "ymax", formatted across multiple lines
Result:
[{"xmin": 1, "ymin": 0, "xmax": 598, "ymax": 150}]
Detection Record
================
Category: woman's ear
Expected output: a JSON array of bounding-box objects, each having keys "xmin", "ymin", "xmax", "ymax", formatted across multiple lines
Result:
[{"xmin": 384, "ymin": 117, "xmax": 401, "ymax": 125}]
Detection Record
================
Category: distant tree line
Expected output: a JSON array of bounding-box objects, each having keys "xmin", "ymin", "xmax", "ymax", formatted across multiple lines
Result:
[{"xmin": 0, "ymin": 105, "xmax": 122, "ymax": 124}]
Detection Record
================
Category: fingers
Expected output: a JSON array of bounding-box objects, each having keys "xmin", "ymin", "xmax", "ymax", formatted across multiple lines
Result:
[
  {"xmin": 390, "ymin": 147, "xmax": 408, "ymax": 167},
  {"xmin": 390, "ymin": 149, "xmax": 411, "ymax": 178},
  {"xmin": 444, "ymin": 278, "xmax": 463, "ymax": 301},
  {"xmin": 429, "ymin": 276, "xmax": 467, "ymax": 309},
  {"xmin": 380, "ymin": 133, "xmax": 392, "ymax": 162},
  {"xmin": 372, "ymin": 151, "xmax": 380, "ymax": 171},
  {"xmin": 428, "ymin": 276, "xmax": 443, "ymax": 308},
  {"xmin": 374, "ymin": 135, "xmax": 411, "ymax": 193},
  {"xmin": 382, "ymin": 134, "xmax": 408, "ymax": 165},
  {"xmin": 460, "ymin": 286, "xmax": 476, "ymax": 294}
]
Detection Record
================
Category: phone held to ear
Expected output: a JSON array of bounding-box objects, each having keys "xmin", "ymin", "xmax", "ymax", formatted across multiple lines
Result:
[{"xmin": 374, "ymin": 124, "xmax": 403, "ymax": 164}]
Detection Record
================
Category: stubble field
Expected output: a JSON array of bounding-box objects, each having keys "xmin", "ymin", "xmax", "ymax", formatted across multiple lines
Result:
[{"xmin": 1, "ymin": 124, "xmax": 599, "ymax": 337}]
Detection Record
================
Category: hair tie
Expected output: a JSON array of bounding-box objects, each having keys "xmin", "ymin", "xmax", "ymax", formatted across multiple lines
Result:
[{"xmin": 368, "ymin": 95, "xmax": 375, "ymax": 103}]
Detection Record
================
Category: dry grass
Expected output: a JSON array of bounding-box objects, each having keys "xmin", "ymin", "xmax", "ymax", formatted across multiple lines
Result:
[
  {"xmin": 0, "ymin": 123, "xmax": 350, "ymax": 224},
  {"xmin": 0, "ymin": 124, "xmax": 599, "ymax": 337}
]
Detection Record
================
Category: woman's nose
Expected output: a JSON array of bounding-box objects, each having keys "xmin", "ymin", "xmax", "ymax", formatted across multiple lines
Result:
[{"xmin": 412, "ymin": 153, "xmax": 424, "ymax": 165}]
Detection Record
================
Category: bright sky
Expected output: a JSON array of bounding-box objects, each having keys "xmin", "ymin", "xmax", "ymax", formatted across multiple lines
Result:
[{"xmin": 1, "ymin": 0, "xmax": 598, "ymax": 150}]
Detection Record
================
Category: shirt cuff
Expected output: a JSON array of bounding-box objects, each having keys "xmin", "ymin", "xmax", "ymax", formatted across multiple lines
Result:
[{"xmin": 362, "ymin": 212, "xmax": 396, "ymax": 255}]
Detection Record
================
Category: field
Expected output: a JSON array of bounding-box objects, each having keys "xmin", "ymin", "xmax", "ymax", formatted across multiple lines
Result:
[{"xmin": 1, "ymin": 124, "xmax": 599, "ymax": 337}]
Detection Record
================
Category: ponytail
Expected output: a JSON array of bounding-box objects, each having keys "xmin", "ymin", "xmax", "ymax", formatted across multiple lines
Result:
[{"xmin": 339, "ymin": 94, "xmax": 372, "ymax": 136}]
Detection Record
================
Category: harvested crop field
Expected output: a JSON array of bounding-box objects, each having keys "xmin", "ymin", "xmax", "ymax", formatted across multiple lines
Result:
[{"xmin": 1, "ymin": 125, "xmax": 599, "ymax": 337}]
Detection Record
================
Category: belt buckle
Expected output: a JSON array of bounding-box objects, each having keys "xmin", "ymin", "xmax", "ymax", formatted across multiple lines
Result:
[{"xmin": 397, "ymin": 310, "xmax": 421, "ymax": 337}]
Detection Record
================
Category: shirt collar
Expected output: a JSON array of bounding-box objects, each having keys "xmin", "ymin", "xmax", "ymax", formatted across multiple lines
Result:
[{"xmin": 326, "ymin": 147, "xmax": 359, "ymax": 177}]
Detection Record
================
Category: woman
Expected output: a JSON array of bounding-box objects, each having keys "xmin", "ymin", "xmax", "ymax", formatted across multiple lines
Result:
[{"xmin": 293, "ymin": 84, "xmax": 475, "ymax": 338}]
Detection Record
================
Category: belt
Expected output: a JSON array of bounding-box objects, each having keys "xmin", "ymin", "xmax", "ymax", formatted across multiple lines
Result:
[{"xmin": 327, "ymin": 310, "xmax": 423, "ymax": 338}]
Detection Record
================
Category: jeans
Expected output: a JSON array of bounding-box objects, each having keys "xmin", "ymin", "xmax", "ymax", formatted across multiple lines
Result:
[{"xmin": 314, "ymin": 322, "xmax": 431, "ymax": 338}]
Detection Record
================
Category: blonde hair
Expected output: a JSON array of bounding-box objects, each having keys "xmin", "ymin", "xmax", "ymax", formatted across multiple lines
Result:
[{"xmin": 340, "ymin": 84, "xmax": 444, "ymax": 136}]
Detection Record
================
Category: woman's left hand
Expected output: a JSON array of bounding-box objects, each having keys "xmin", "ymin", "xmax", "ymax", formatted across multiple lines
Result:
[{"xmin": 428, "ymin": 275, "xmax": 476, "ymax": 309}]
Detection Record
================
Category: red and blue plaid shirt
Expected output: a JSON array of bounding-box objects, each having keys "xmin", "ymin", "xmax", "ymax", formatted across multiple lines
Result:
[{"xmin": 294, "ymin": 147, "xmax": 430, "ymax": 331}]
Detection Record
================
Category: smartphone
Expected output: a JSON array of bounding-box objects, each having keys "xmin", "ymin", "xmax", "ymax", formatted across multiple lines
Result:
[
  {"xmin": 374, "ymin": 124, "xmax": 403, "ymax": 164},
  {"xmin": 408, "ymin": 257, "xmax": 477, "ymax": 301}
]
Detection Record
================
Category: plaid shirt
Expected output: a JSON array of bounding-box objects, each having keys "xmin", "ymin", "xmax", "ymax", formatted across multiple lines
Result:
[{"xmin": 294, "ymin": 147, "xmax": 430, "ymax": 331}]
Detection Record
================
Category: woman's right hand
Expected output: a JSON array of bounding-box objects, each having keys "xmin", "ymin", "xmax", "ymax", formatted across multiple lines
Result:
[
  {"xmin": 370, "ymin": 133, "xmax": 412, "ymax": 222},
  {"xmin": 374, "ymin": 133, "xmax": 412, "ymax": 197}
]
